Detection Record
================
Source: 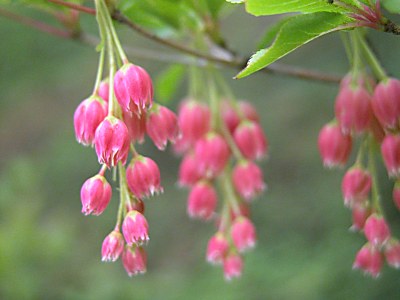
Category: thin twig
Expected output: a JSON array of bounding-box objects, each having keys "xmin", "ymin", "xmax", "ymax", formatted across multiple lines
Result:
[
  {"xmin": 7, "ymin": 2, "xmax": 342, "ymax": 83},
  {"xmin": 0, "ymin": 7, "xmax": 71, "ymax": 38}
]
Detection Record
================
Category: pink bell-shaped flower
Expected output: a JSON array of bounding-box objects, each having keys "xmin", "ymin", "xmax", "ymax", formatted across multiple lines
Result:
[
  {"xmin": 381, "ymin": 134, "xmax": 400, "ymax": 177},
  {"xmin": 223, "ymin": 253, "xmax": 243, "ymax": 281},
  {"xmin": 122, "ymin": 246, "xmax": 147, "ymax": 276},
  {"xmin": 372, "ymin": 78, "xmax": 400, "ymax": 129},
  {"xmin": 74, "ymin": 95, "xmax": 107, "ymax": 146},
  {"xmin": 353, "ymin": 244, "xmax": 383, "ymax": 278},
  {"xmin": 94, "ymin": 116, "xmax": 130, "ymax": 167},
  {"xmin": 231, "ymin": 217, "xmax": 256, "ymax": 253},
  {"xmin": 341, "ymin": 167, "xmax": 372, "ymax": 207},
  {"xmin": 187, "ymin": 181, "xmax": 217, "ymax": 221},
  {"xmin": 101, "ymin": 230, "xmax": 124, "ymax": 262},
  {"xmin": 122, "ymin": 110, "xmax": 146, "ymax": 144},
  {"xmin": 122, "ymin": 210, "xmax": 149, "ymax": 246},
  {"xmin": 206, "ymin": 232, "xmax": 229, "ymax": 265},
  {"xmin": 364, "ymin": 214, "xmax": 391, "ymax": 248},
  {"xmin": 114, "ymin": 63, "xmax": 153, "ymax": 115},
  {"xmin": 80, "ymin": 174, "xmax": 112, "ymax": 216},
  {"xmin": 232, "ymin": 160, "xmax": 266, "ymax": 201},
  {"xmin": 233, "ymin": 120, "xmax": 268, "ymax": 160},
  {"xmin": 126, "ymin": 155, "xmax": 163, "ymax": 198}
]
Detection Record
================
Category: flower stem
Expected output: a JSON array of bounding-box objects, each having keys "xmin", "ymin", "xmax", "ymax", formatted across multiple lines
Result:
[
  {"xmin": 368, "ymin": 135, "xmax": 383, "ymax": 215},
  {"xmin": 116, "ymin": 162, "xmax": 128, "ymax": 228},
  {"xmin": 93, "ymin": 47, "xmax": 105, "ymax": 95},
  {"xmin": 357, "ymin": 32, "xmax": 387, "ymax": 81}
]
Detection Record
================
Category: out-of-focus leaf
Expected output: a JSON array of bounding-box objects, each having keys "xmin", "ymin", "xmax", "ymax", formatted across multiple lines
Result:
[
  {"xmin": 245, "ymin": 0, "xmax": 347, "ymax": 16},
  {"xmin": 204, "ymin": 0, "xmax": 226, "ymax": 19},
  {"xmin": 383, "ymin": 0, "xmax": 400, "ymax": 14},
  {"xmin": 155, "ymin": 64, "xmax": 185, "ymax": 104},
  {"xmin": 236, "ymin": 12, "xmax": 353, "ymax": 78}
]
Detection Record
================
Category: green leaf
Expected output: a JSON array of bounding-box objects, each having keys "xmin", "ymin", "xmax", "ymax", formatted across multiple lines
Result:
[
  {"xmin": 382, "ymin": 0, "xmax": 400, "ymax": 14},
  {"xmin": 245, "ymin": 0, "xmax": 347, "ymax": 16},
  {"xmin": 236, "ymin": 12, "xmax": 353, "ymax": 78},
  {"xmin": 257, "ymin": 16, "xmax": 291, "ymax": 49},
  {"xmin": 155, "ymin": 65, "xmax": 185, "ymax": 104}
]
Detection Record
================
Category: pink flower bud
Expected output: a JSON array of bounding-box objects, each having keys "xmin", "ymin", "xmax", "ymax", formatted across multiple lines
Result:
[
  {"xmin": 232, "ymin": 160, "xmax": 266, "ymax": 201},
  {"xmin": 178, "ymin": 99, "xmax": 210, "ymax": 147},
  {"xmin": 335, "ymin": 79, "xmax": 372, "ymax": 134},
  {"xmin": 223, "ymin": 253, "xmax": 243, "ymax": 281},
  {"xmin": 126, "ymin": 156, "xmax": 163, "ymax": 198},
  {"xmin": 239, "ymin": 101, "xmax": 260, "ymax": 123},
  {"xmin": 146, "ymin": 104, "xmax": 179, "ymax": 150},
  {"xmin": 384, "ymin": 239, "xmax": 400, "ymax": 269},
  {"xmin": 353, "ymin": 244, "xmax": 383, "ymax": 278},
  {"xmin": 221, "ymin": 100, "xmax": 260, "ymax": 134},
  {"xmin": 122, "ymin": 210, "xmax": 149, "ymax": 246},
  {"xmin": 74, "ymin": 95, "xmax": 107, "ymax": 146},
  {"xmin": 393, "ymin": 180, "xmax": 400, "ymax": 211},
  {"xmin": 231, "ymin": 217, "xmax": 256, "ymax": 253},
  {"xmin": 318, "ymin": 123, "xmax": 352, "ymax": 168},
  {"xmin": 80, "ymin": 174, "xmax": 112, "ymax": 216},
  {"xmin": 114, "ymin": 63, "xmax": 153, "ymax": 114},
  {"xmin": 206, "ymin": 232, "xmax": 229, "ymax": 265},
  {"xmin": 122, "ymin": 110, "xmax": 146, "ymax": 144},
  {"xmin": 98, "ymin": 79, "xmax": 109, "ymax": 102},
  {"xmin": 178, "ymin": 153, "xmax": 202, "ymax": 187},
  {"xmin": 122, "ymin": 246, "xmax": 147, "ymax": 276},
  {"xmin": 341, "ymin": 167, "xmax": 372, "ymax": 207},
  {"xmin": 194, "ymin": 132, "xmax": 230, "ymax": 178},
  {"xmin": 372, "ymin": 78, "xmax": 400, "ymax": 129},
  {"xmin": 350, "ymin": 203, "xmax": 371, "ymax": 232},
  {"xmin": 187, "ymin": 181, "xmax": 217, "ymax": 220},
  {"xmin": 381, "ymin": 134, "xmax": 400, "ymax": 177},
  {"xmin": 234, "ymin": 121, "xmax": 268, "ymax": 160},
  {"xmin": 101, "ymin": 230, "xmax": 124, "ymax": 262},
  {"xmin": 364, "ymin": 214, "xmax": 391, "ymax": 247},
  {"xmin": 94, "ymin": 116, "xmax": 130, "ymax": 167},
  {"xmin": 221, "ymin": 100, "xmax": 240, "ymax": 133}
]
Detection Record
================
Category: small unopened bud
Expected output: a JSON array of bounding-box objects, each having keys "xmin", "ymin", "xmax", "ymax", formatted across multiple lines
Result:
[
  {"xmin": 122, "ymin": 246, "xmax": 147, "ymax": 276},
  {"xmin": 80, "ymin": 174, "xmax": 112, "ymax": 216},
  {"xmin": 101, "ymin": 230, "xmax": 124, "ymax": 262},
  {"xmin": 126, "ymin": 156, "xmax": 163, "ymax": 198},
  {"xmin": 318, "ymin": 123, "xmax": 352, "ymax": 168}
]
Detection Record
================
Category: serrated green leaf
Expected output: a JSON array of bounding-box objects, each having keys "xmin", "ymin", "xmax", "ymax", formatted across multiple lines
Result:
[
  {"xmin": 382, "ymin": 0, "xmax": 400, "ymax": 14},
  {"xmin": 245, "ymin": 0, "xmax": 347, "ymax": 16},
  {"xmin": 155, "ymin": 65, "xmax": 185, "ymax": 104},
  {"xmin": 236, "ymin": 12, "xmax": 353, "ymax": 78}
]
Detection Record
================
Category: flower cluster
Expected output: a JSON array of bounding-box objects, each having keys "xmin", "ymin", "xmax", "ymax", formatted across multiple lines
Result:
[
  {"xmin": 74, "ymin": 0, "xmax": 178, "ymax": 276},
  {"xmin": 176, "ymin": 97, "xmax": 268, "ymax": 280},
  {"xmin": 318, "ymin": 74, "xmax": 400, "ymax": 277}
]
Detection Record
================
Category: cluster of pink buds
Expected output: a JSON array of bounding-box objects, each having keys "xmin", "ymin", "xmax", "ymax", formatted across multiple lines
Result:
[
  {"xmin": 176, "ymin": 97, "xmax": 268, "ymax": 280},
  {"xmin": 74, "ymin": 0, "xmax": 179, "ymax": 277},
  {"xmin": 318, "ymin": 73, "xmax": 400, "ymax": 277}
]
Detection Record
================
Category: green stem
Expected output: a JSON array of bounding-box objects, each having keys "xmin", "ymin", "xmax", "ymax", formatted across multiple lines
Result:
[
  {"xmin": 207, "ymin": 68, "xmax": 220, "ymax": 131},
  {"xmin": 220, "ymin": 167, "xmax": 241, "ymax": 216},
  {"xmin": 93, "ymin": 47, "xmax": 105, "ymax": 95},
  {"xmin": 368, "ymin": 135, "xmax": 383, "ymax": 215},
  {"xmin": 116, "ymin": 162, "xmax": 128, "ymax": 228},
  {"xmin": 354, "ymin": 137, "xmax": 367, "ymax": 167},
  {"xmin": 357, "ymin": 32, "xmax": 387, "ymax": 81},
  {"xmin": 340, "ymin": 32, "xmax": 353, "ymax": 68},
  {"xmin": 350, "ymin": 30, "xmax": 363, "ymax": 82},
  {"xmin": 99, "ymin": 0, "xmax": 128, "ymax": 64}
]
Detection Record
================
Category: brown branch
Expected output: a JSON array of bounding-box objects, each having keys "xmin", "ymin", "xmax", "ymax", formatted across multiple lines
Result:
[
  {"xmin": 0, "ymin": 7, "xmax": 71, "ymax": 38},
  {"xmin": 19, "ymin": 0, "xmax": 342, "ymax": 83}
]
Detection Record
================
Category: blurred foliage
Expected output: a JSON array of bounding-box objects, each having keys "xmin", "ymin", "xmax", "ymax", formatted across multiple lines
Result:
[{"xmin": 1, "ymin": 2, "xmax": 400, "ymax": 300}]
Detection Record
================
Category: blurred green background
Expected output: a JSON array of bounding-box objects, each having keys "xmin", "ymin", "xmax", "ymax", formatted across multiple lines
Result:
[{"xmin": 1, "ymin": 3, "xmax": 400, "ymax": 300}]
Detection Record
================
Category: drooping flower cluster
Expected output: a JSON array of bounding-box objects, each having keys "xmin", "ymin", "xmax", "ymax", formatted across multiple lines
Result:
[
  {"xmin": 318, "ymin": 74, "xmax": 400, "ymax": 277},
  {"xmin": 176, "ymin": 96, "xmax": 268, "ymax": 280},
  {"xmin": 73, "ymin": 0, "xmax": 178, "ymax": 277}
]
